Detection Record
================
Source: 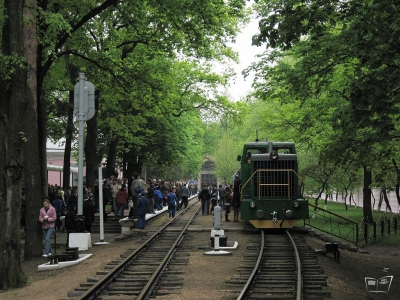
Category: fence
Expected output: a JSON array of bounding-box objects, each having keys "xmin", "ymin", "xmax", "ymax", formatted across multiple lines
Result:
[
  {"xmin": 359, "ymin": 214, "xmax": 399, "ymax": 245},
  {"xmin": 304, "ymin": 203, "xmax": 399, "ymax": 246}
]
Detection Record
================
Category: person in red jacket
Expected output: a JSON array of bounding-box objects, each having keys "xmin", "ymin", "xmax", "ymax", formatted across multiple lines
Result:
[
  {"xmin": 39, "ymin": 198, "xmax": 57, "ymax": 257},
  {"xmin": 115, "ymin": 184, "xmax": 129, "ymax": 219}
]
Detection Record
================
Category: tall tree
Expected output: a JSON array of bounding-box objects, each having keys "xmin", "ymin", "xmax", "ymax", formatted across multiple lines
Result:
[
  {"xmin": 0, "ymin": 0, "xmax": 33, "ymax": 288},
  {"xmin": 0, "ymin": 1, "xmax": 249, "ymax": 289},
  {"xmin": 249, "ymin": 0, "xmax": 400, "ymax": 222}
]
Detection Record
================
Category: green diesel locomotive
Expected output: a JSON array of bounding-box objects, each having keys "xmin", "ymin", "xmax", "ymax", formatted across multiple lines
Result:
[{"xmin": 236, "ymin": 140, "xmax": 309, "ymax": 228}]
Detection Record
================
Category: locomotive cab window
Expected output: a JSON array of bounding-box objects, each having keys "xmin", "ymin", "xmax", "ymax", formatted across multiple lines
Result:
[
  {"xmin": 245, "ymin": 148, "xmax": 267, "ymax": 163},
  {"xmin": 272, "ymin": 147, "xmax": 293, "ymax": 154}
]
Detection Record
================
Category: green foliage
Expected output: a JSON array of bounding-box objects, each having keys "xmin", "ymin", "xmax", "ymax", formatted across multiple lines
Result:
[
  {"xmin": 0, "ymin": 54, "xmax": 26, "ymax": 81},
  {"xmin": 214, "ymin": 132, "xmax": 242, "ymax": 184},
  {"xmin": 34, "ymin": 0, "xmax": 250, "ymax": 181},
  {"xmin": 245, "ymin": 0, "xmax": 400, "ymax": 207}
]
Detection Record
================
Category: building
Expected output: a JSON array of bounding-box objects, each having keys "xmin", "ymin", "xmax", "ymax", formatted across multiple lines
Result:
[
  {"xmin": 198, "ymin": 159, "xmax": 217, "ymax": 188},
  {"xmin": 47, "ymin": 140, "xmax": 79, "ymax": 187}
]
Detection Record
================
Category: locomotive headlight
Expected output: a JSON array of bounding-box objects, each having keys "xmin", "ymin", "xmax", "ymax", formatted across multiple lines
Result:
[
  {"xmin": 285, "ymin": 210, "xmax": 293, "ymax": 218},
  {"xmin": 293, "ymin": 201, "xmax": 300, "ymax": 208},
  {"xmin": 270, "ymin": 150, "xmax": 279, "ymax": 160},
  {"xmin": 249, "ymin": 201, "xmax": 256, "ymax": 208},
  {"xmin": 256, "ymin": 210, "xmax": 264, "ymax": 219}
]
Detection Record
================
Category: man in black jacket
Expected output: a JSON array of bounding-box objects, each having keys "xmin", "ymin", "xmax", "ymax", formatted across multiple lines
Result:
[
  {"xmin": 83, "ymin": 194, "xmax": 95, "ymax": 232},
  {"xmin": 198, "ymin": 185, "xmax": 211, "ymax": 215},
  {"xmin": 64, "ymin": 205, "xmax": 77, "ymax": 247}
]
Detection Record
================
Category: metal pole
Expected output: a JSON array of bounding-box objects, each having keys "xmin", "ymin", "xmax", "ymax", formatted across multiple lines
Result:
[
  {"xmin": 77, "ymin": 72, "xmax": 85, "ymax": 215},
  {"xmin": 98, "ymin": 166, "xmax": 105, "ymax": 242}
]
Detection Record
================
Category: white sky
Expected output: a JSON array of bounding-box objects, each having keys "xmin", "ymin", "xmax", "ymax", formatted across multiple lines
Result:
[{"xmin": 225, "ymin": 15, "xmax": 265, "ymax": 101}]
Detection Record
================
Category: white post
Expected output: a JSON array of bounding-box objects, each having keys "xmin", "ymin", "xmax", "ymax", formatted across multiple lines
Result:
[
  {"xmin": 98, "ymin": 166, "xmax": 105, "ymax": 242},
  {"xmin": 77, "ymin": 72, "xmax": 85, "ymax": 215}
]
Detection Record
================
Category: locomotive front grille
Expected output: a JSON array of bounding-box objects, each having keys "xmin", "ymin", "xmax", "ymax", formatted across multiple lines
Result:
[{"xmin": 254, "ymin": 160, "xmax": 296, "ymax": 199}]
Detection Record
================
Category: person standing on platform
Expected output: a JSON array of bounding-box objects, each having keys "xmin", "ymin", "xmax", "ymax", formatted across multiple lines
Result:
[
  {"xmin": 64, "ymin": 205, "xmax": 77, "ymax": 247},
  {"xmin": 83, "ymin": 194, "xmax": 95, "ymax": 232},
  {"xmin": 52, "ymin": 193, "xmax": 63, "ymax": 231},
  {"xmin": 115, "ymin": 184, "xmax": 129, "ymax": 219},
  {"xmin": 167, "ymin": 187, "xmax": 178, "ymax": 218},
  {"xmin": 39, "ymin": 198, "xmax": 56, "ymax": 257},
  {"xmin": 129, "ymin": 173, "xmax": 141, "ymax": 219},
  {"xmin": 146, "ymin": 180, "xmax": 156, "ymax": 214},
  {"xmin": 154, "ymin": 186, "xmax": 164, "ymax": 210},
  {"xmin": 102, "ymin": 180, "xmax": 112, "ymax": 222},
  {"xmin": 137, "ymin": 190, "xmax": 148, "ymax": 229}
]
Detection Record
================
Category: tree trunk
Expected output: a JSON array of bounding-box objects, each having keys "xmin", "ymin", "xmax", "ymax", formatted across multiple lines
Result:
[
  {"xmin": 392, "ymin": 159, "xmax": 400, "ymax": 208},
  {"xmin": 85, "ymin": 91, "xmax": 100, "ymax": 192},
  {"xmin": 382, "ymin": 189, "xmax": 392, "ymax": 213},
  {"xmin": 0, "ymin": 0, "xmax": 29, "ymax": 288},
  {"xmin": 106, "ymin": 136, "xmax": 120, "ymax": 178},
  {"xmin": 63, "ymin": 91, "xmax": 74, "ymax": 189},
  {"xmin": 22, "ymin": 0, "xmax": 45, "ymax": 260},
  {"xmin": 363, "ymin": 166, "xmax": 374, "ymax": 223}
]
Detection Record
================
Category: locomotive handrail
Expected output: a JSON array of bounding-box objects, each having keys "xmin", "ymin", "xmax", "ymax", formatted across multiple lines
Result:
[{"xmin": 240, "ymin": 168, "xmax": 305, "ymax": 200}]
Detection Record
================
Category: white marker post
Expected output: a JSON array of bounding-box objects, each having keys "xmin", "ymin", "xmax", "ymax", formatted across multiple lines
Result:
[{"xmin": 94, "ymin": 166, "xmax": 109, "ymax": 246}]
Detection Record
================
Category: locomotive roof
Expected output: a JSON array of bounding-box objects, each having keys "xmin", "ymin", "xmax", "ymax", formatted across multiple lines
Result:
[{"xmin": 244, "ymin": 141, "xmax": 295, "ymax": 148}]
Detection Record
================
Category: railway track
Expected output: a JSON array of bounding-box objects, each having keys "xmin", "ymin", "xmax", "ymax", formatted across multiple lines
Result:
[
  {"xmin": 64, "ymin": 198, "xmax": 201, "ymax": 300},
  {"xmin": 229, "ymin": 230, "xmax": 330, "ymax": 300}
]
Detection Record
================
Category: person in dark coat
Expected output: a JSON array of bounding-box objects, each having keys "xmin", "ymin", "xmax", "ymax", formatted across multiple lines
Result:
[
  {"xmin": 64, "ymin": 204, "xmax": 77, "ymax": 247},
  {"xmin": 232, "ymin": 175, "xmax": 241, "ymax": 222},
  {"xmin": 167, "ymin": 187, "xmax": 178, "ymax": 218},
  {"xmin": 52, "ymin": 194, "xmax": 63, "ymax": 231},
  {"xmin": 137, "ymin": 190, "xmax": 148, "ymax": 229},
  {"xmin": 198, "ymin": 185, "xmax": 211, "ymax": 215},
  {"xmin": 102, "ymin": 181, "xmax": 112, "ymax": 222},
  {"xmin": 210, "ymin": 186, "xmax": 218, "ymax": 215},
  {"xmin": 83, "ymin": 194, "xmax": 96, "ymax": 232}
]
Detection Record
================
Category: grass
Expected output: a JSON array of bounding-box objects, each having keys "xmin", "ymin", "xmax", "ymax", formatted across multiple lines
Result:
[{"xmin": 299, "ymin": 200, "xmax": 400, "ymax": 246}]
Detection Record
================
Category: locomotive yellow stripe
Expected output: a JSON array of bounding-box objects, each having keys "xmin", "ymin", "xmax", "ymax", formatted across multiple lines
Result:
[{"xmin": 249, "ymin": 219, "xmax": 299, "ymax": 229}]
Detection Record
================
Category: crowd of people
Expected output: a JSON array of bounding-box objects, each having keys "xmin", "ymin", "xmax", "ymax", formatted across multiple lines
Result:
[
  {"xmin": 39, "ymin": 175, "xmax": 199, "ymax": 256},
  {"xmin": 197, "ymin": 174, "xmax": 241, "ymax": 222},
  {"xmin": 39, "ymin": 174, "xmax": 242, "ymax": 257}
]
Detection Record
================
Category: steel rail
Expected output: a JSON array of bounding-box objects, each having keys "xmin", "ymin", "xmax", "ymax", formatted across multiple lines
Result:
[
  {"xmin": 76, "ymin": 196, "xmax": 200, "ymax": 300},
  {"xmin": 285, "ymin": 230, "xmax": 302, "ymax": 300},
  {"xmin": 138, "ymin": 204, "xmax": 202, "ymax": 299},
  {"xmin": 236, "ymin": 230, "xmax": 264, "ymax": 300}
]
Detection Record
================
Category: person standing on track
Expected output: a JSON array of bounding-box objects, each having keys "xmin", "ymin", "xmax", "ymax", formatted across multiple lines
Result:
[
  {"xmin": 224, "ymin": 186, "xmax": 232, "ymax": 222},
  {"xmin": 167, "ymin": 187, "xmax": 178, "ymax": 218},
  {"xmin": 210, "ymin": 186, "xmax": 218, "ymax": 215},
  {"xmin": 198, "ymin": 185, "xmax": 211, "ymax": 215},
  {"xmin": 232, "ymin": 175, "xmax": 241, "ymax": 222},
  {"xmin": 179, "ymin": 183, "xmax": 190, "ymax": 210},
  {"xmin": 137, "ymin": 190, "xmax": 148, "ymax": 229},
  {"xmin": 218, "ymin": 184, "xmax": 226, "ymax": 210}
]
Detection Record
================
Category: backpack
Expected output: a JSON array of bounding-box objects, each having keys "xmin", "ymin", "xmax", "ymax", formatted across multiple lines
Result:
[{"xmin": 134, "ymin": 185, "xmax": 142, "ymax": 194}]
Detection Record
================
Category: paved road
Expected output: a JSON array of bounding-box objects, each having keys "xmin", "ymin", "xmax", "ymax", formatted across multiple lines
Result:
[{"xmin": 320, "ymin": 188, "xmax": 400, "ymax": 213}]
